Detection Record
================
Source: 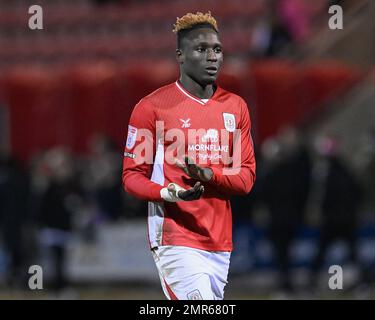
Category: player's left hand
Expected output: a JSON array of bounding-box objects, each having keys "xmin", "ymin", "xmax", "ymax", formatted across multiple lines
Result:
[{"xmin": 176, "ymin": 156, "xmax": 213, "ymax": 182}]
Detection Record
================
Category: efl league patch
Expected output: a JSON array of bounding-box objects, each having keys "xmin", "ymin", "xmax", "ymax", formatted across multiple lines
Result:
[
  {"xmin": 126, "ymin": 125, "xmax": 137, "ymax": 149},
  {"xmin": 223, "ymin": 113, "xmax": 236, "ymax": 132},
  {"xmin": 123, "ymin": 151, "xmax": 135, "ymax": 159},
  {"xmin": 187, "ymin": 289, "xmax": 203, "ymax": 300}
]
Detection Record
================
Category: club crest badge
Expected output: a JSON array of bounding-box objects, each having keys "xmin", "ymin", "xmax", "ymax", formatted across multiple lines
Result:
[
  {"xmin": 223, "ymin": 113, "xmax": 236, "ymax": 132},
  {"xmin": 187, "ymin": 289, "xmax": 203, "ymax": 300},
  {"xmin": 126, "ymin": 125, "xmax": 137, "ymax": 149}
]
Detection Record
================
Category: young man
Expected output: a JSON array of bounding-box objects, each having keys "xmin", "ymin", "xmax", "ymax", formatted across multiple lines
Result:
[{"xmin": 122, "ymin": 12, "xmax": 256, "ymax": 300}]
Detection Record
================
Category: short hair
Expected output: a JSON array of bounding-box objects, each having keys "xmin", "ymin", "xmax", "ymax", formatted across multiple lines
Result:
[{"xmin": 173, "ymin": 12, "xmax": 219, "ymax": 48}]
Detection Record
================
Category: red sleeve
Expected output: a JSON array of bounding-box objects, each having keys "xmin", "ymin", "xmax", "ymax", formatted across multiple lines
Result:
[
  {"xmin": 209, "ymin": 98, "xmax": 256, "ymax": 195},
  {"xmin": 122, "ymin": 99, "xmax": 164, "ymax": 202}
]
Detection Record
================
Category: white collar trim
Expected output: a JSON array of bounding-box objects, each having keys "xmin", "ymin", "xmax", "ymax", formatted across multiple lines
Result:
[{"xmin": 175, "ymin": 81, "xmax": 207, "ymax": 105}]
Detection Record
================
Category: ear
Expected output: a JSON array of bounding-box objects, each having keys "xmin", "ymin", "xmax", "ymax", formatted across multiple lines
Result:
[{"xmin": 176, "ymin": 49, "xmax": 184, "ymax": 64}]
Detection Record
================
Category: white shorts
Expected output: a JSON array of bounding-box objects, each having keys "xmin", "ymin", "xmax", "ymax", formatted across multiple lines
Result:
[{"xmin": 151, "ymin": 245, "xmax": 231, "ymax": 300}]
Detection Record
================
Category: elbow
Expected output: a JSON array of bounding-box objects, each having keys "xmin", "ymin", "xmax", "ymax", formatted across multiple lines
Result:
[
  {"xmin": 123, "ymin": 181, "xmax": 129, "ymax": 194},
  {"xmin": 236, "ymin": 167, "xmax": 256, "ymax": 195},
  {"xmin": 231, "ymin": 183, "xmax": 252, "ymax": 196},
  {"xmin": 122, "ymin": 172, "xmax": 130, "ymax": 194},
  {"xmin": 240, "ymin": 174, "xmax": 256, "ymax": 195},
  {"xmin": 243, "ymin": 184, "xmax": 252, "ymax": 195},
  {"xmin": 238, "ymin": 184, "xmax": 253, "ymax": 196}
]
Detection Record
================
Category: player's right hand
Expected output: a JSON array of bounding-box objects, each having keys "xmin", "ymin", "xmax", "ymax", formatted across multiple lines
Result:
[
  {"xmin": 171, "ymin": 181, "xmax": 204, "ymax": 201},
  {"xmin": 160, "ymin": 182, "xmax": 204, "ymax": 202}
]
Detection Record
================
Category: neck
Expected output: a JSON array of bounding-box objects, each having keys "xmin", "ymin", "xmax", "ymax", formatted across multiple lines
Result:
[{"xmin": 179, "ymin": 74, "xmax": 215, "ymax": 99}]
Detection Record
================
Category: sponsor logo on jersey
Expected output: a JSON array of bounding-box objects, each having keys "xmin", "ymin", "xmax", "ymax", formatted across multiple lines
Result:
[
  {"xmin": 223, "ymin": 113, "xmax": 236, "ymax": 132},
  {"xmin": 126, "ymin": 125, "xmax": 137, "ymax": 149},
  {"xmin": 188, "ymin": 144, "xmax": 228, "ymax": 152},
  {"xmin": 187, "ymin": 289, "xmax": 203, "ymax": 300},
  {"xmin": 123, "ymin": 151, "xmax": 135, "ymax": 159},
  {"xmin": 202, "ymin": 129, "xmax": 219, "ymax": 142},
  {"xmin": 179, "ymin": 118, "xmax": 191, "ymax": 128}
]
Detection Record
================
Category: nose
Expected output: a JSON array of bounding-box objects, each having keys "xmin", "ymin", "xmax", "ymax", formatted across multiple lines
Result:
[{"xmin": 207, "ymin": 49, "xmax": 217, "ymax": 61}]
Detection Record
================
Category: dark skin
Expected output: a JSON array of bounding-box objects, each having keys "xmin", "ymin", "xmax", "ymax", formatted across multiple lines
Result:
[
  {"xmin": 174, "ymin": 27, "xmax": 223, "ymax": 200},
  {"xmin": 167, "ymin": 181, "xmax": 204, "ymax": 201},
  {"xmin": 177, "ymin": 27, "xmax": 223, "ymax": 98}
]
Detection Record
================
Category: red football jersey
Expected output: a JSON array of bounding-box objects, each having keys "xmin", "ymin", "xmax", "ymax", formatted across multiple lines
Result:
[{"xmin": 122, "ymin": 81, "xmax": 256, "ymax": 251}]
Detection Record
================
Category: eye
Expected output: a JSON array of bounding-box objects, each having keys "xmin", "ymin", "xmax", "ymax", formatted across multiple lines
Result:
[
  {"xmin": 214, "ymin": 47, "xmax": 222, "ymax": 53},
  {"xmin": 196, "ymin": 47, "xmax": 205, "ymax": 53}
]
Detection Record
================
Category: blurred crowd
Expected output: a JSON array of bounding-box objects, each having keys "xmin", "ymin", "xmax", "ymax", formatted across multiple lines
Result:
[
  {"xmin": 0, "ymin": 134, "xmax": 145, "ymax": 292},
  {"xmin": 233, "ymin": 126, "xmax": 375, "ymax": 294},
  {"xmin": 0, "ymin": 127, "xmax": 375, "ymax": 294},
  {"xmin": 89, "ymin": 0, "xmax": 354, "ymax": 60}
]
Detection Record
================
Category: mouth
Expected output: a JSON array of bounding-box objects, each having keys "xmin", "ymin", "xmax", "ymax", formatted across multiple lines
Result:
[{"xmin": 205, "ymin": 66, "xmax": 218, "ymax": 75}]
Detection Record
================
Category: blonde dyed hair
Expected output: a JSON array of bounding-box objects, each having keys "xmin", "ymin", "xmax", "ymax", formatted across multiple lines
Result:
[{"xmin": 172, "ymin": 11, "xmax": 218, "ymax": 34}]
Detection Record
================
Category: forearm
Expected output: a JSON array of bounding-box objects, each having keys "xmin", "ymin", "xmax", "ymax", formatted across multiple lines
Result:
[
  {"xmin": 208, "ymin": 166, "xmax": 255, "ymax": 196},
  {"xmin": 122, "ymin": 171, "xmax": 163, "ymax": 202}
]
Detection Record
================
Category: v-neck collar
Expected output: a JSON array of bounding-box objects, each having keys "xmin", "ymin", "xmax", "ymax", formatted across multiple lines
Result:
[{"xmin": 175, "ymin": 80, "xmax": 219, "ymax": 106}]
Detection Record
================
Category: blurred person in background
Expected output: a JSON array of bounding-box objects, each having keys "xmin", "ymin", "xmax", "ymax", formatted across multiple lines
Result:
[
  {"xmin": 277, "ymin": 0, "xmax": 328, "ymax": 44},
  {"xmin": 354, "ymin": 129, "xmax": 375, "ymax": 288},
  {"xmin": 230, "ymin": 146, "xmax": 263, "ymax": 274},
  {"xmin": 35, "ymin": 148, "xmax": 85, "ymax": 293},
  {"xmin": 359, "ymin": 129, "xmax": 375, "ymax": 287},
  {"xmin": 0, "ymin": 154, "xmax": 31, "ymax": 288},
  {"xmin": 83, "ymin": 134, "xmax": 125, "ymax": 221},
  {"xmin": 250, "ymin": 0, "xmax": 293, "ymax": 58},
  {"xmin": 309, "ymin": 136, "xmax": 363, "ymax": 289},
  {"xmin": 357, "ymin": 129, "xmax": 375, "ymax": 217},
  {"xmin": 261, "ymin": 126, "xmax": 312, "ymax": 293}
]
